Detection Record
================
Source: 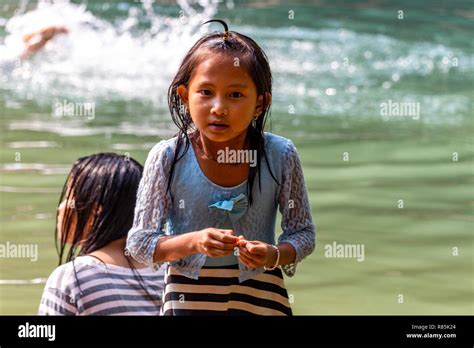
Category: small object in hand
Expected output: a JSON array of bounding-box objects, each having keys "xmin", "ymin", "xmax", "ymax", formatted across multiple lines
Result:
[{"xmin": 236, "ymin": 235, "xmax": 246, "ymax": 246}]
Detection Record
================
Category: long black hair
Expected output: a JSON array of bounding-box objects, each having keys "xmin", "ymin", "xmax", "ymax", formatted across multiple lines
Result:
[
  {"xmin": 56, "ymin": 153, "xmax": 143, "ymax": 263},
  {"xmin": 167, "ymin": 19, "xmax": 279, "ymax": 205},
  {"xmin": 56, "ymin": 153, "xmax": 156, "ymax": 302}
]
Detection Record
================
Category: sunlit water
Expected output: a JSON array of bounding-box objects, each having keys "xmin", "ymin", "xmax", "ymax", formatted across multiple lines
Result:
[{"xmin": 1, "ymin": 0, "xmax": 472, "ymax": 126}]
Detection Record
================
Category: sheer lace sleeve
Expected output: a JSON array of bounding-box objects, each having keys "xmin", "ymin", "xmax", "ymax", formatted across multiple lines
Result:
[
  {"xmin": 277, "ymin": 140, "xmax": 316, "ymax": 277},
  {"xmin": 125, "ymin": 140, "xmax": 173, "ymax": 270}
]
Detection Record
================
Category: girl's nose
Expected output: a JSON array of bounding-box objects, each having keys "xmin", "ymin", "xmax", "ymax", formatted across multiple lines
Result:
[{"xmin": 210, "ymin": 99, "xmax": 228, "ymax": 116}]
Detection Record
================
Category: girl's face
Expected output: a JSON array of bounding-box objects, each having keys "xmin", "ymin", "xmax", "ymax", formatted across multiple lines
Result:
[
  {"xmin": 57, "ymin": 196, "xmax": 98, "ymax": 245},
  {"xmin": 177, "ymin": 54, "xmax": 267, "ymax": 143},
  {"xmin": 57, "ymin": 196, "xmax": 77, "ymax": 245},
  {"xmin": 56, "ymin": 181, "xmax": 96, "ymax": 245}
]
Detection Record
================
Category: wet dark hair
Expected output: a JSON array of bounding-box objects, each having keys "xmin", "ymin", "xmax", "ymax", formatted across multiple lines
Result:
[
  {"xmin": 56, "ymin": 153, "xmax": 156, "ymax": 302},
  {"xmin": 167, "ymin": 19, "xmax": 279, "ymax": 205},
  {"xmin": 57, "ymin": 153, "xmax": 143, "ymax": 263}
]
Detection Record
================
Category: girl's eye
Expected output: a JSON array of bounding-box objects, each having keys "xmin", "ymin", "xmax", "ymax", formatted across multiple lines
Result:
[
  {"xmin": 230, "ymin": 92, "xmax": 243, "ymax": 98},
  {"xmin": 199, "ymin": 90, "xmax": 212, "ymax": 96}
]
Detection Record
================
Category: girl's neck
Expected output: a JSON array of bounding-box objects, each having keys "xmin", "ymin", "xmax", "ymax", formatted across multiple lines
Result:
[
  {"xmin": 197, "ymin": 129, "xmax": 248, "ymax": 157},
  {"xmin": 88, "ymin": 238, "xmax": 147, "ymax": 269}
]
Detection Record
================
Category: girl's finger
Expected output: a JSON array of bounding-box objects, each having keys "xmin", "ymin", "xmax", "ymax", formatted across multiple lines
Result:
[
  {"xmin": 207, "ymin": 247, "xmax": 228, "ymax": 257},
  {"xmin": 238, "ymin": 245, "xmax": 251, "ymax": 257},
  {"xmin": 240, "ymin": 245, "xmax": 265, "ymax": 262},
  {"xmin": 209, "ymin": 239, "xmax": 235, "ymax": 250},
  {"xmin": 238, "ymin": 250, "xmax": 252, "ymax": 260},
  {"xmin": 239, "ymin": 251, "xmax": 263, "ymax": 268},
  {"xmin": 237, "ymin": 239, "xmax": 247, "ymax": 248},
  {"xmin": 212, "ymin": 231, "xmax": 239, "ymax": 244},
  {"xmin": 238, "ymin": 254, "xmax": 256, "ymax": 269},
  {"xmin": 246, "ymin": 242, "xmax": 267, "ymax": 255},
  {"xmin": 221, "ymin": 248, "xmax": 235, "ymax": 256},
  {"xmin": 239, "ymin": 246, "xmax": 259, "ymax": 261}
]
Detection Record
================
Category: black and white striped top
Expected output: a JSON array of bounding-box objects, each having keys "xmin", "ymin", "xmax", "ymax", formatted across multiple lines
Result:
[{"xmin": 38, "ymin": 256, "xmax": 165, "ymax": 315}]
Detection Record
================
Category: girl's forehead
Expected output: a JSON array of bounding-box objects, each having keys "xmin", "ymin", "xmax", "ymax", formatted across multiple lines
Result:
[
  {"xmin": 190, "ymin": 54, "xmax": 254, "ymax": 86},
  {"xmin": 197, "ymin": 54, "xmax": 235, "ymax": 67}
]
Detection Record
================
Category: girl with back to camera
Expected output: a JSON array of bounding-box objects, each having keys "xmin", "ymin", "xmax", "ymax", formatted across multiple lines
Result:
[
  {"xmin": 39, "ymin": 153, "xmax": 165, "ymax": 315},
  {"xmin": 126, "ymin": 20, "xmax": 315, "ymax": 315}
]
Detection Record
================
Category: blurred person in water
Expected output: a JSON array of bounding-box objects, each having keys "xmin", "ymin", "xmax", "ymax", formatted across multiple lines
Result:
[
  {"xmin": 0, "ymin": 24, "xmax": 68, "ymax": 69},
  {"xmin": 19, "ymin": 25, "xmax": 68, "ymax": 59}
]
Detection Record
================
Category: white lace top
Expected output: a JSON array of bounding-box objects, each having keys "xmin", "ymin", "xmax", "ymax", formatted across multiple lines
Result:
[{"xmin": 126, "ymin": 132, "xmax": 315, "ymax": 282}]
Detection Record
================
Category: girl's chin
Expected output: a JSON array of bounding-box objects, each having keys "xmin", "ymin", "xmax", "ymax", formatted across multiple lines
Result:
[
  {"xmin": 200, "ymin": 129, "xmax": 232, "ymax": 142},
  {"xmin": 196, "ymin": 127, "xmax": 248, "ymax": 143},
  {"xmin": 202, "ymin": 134, "xmax": 230, "ymax": 143}
]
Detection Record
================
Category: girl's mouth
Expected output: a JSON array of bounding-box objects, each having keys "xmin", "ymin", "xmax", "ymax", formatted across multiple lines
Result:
[{"xmin": 208, "ymin": 124, "xmax": 229, "ymax": 132}]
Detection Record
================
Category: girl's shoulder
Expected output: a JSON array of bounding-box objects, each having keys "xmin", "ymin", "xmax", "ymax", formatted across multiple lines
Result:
[
  {"xmin": 264, "ymin": 132, "xmax": 293, "ymax": 147},
  {"xmin": 43, "ymin": 257, "xmax": 92, "ymax": 292},
  {"xmin": 143, "ymin": 136, "xmax": 181, "ymax": 172},
  {"xmin": 263, "ymin": 132, "xmax": 298, "ymax": 160},
  {"xmin": 148, "ymin": 136, "xmax": 179, "ymax": 159},
  {"xmin": 45, "ymin": 257, "xmax": 161, "ymax": 288}
]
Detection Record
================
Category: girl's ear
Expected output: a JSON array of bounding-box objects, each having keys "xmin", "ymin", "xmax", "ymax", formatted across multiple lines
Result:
[
  {"xmin": 255, "ymin": 92, "xmax": 272, "ymax": 116},
  {"xmin": 177, "ymin": 84, "xmax": 189, "ymax": 106}
]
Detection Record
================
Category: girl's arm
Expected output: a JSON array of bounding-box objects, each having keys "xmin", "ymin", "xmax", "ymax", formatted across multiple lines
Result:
[
  {"xmin": 275, "ymin": 242, "xmax": 296, "ymax": 265},
  {"xmin": 237, "ymin": 139, "xmax": 315, "ymax": 272},
  {"xmin": 126, "ymin": 141, "xmax": 173, "ymax": 268},
  {"xmin": 277, "ymin": 139, "xmax": 316, "ymax": 276}
]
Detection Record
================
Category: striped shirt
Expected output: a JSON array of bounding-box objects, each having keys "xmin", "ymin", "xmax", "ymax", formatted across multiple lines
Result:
[{"xmin": 38, "ymin": 255, "xmax": 165, "ymax": 315}]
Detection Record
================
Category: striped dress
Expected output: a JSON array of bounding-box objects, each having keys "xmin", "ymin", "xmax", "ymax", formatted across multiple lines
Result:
[
  {"xmin": 38, "ymin": 255, "xmax": 165, "ymax": 315},
  {"xmin": 161, "ymin": 264, "xmax": 292, "ymax": 316}
]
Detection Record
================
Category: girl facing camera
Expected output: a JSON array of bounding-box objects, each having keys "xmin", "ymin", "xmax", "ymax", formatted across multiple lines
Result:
[{"xmin": 126, "ymin": 20, "xmax": 315, "ymax": 315}]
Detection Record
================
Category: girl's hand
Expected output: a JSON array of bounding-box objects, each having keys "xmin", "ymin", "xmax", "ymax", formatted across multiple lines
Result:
[
  {"xmin": 193, "ymin": 228, "xmax": 240, "ymax": 257},
  {"xmin": 237, "ymin": 240, "xmax": 278, "ymax": 269}
]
